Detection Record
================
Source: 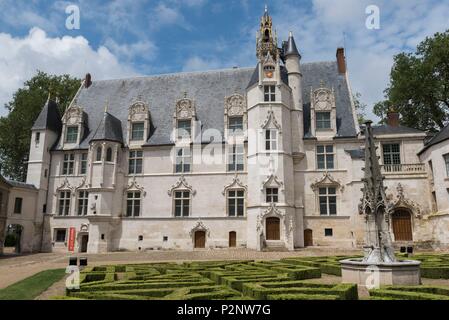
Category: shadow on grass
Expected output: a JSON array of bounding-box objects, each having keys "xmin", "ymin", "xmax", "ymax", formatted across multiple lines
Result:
[{"xmin": 0, "ymin": 269, "xmax": 66, "ymax": 300}]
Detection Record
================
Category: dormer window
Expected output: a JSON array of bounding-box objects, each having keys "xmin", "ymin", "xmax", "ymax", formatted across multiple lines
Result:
[
  {"xmin": 316, "ymin": 112, "xmax": 331, "ymax": 130},
  {"xmin": 264, "ymin": 85, "xmax": 276, "ymax": 102},
  {"xmin": 66, "ymin": 126, "xmax": 78, "ymax": 143},
  {"xmin": 224, "ymin": 94, "xmax": 247, "ymax": 139},
  {"xmin": 228, "ymin": 117, "xmax": 243, "ymax": 135},
  {"xmin": 177, "ymin": 119, "xmax": 192, "ymax": 140},
  {"xmin": 131, "ymin": 122, "xmax": 145, "ymax": 141}
]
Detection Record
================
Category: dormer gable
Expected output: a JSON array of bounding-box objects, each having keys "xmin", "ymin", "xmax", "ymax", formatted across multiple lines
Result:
[
  {"xmin": 59, "ymin": 103, "xmax": 87, "ymax": 149},
  {"xmin": 310, "ymin": 82, "xmax": 337, "ymax": 137},
  {"xmin": 127, "ymin": 98, "xmax": 150, "ymax": 146}
]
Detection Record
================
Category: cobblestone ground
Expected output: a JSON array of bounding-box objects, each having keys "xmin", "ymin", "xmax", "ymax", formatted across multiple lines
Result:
[{"xmin": 0, "ymin": 247, "xmax": 361, "ymax": 289}]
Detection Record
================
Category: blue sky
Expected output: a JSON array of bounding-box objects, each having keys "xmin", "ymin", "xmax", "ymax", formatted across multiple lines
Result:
[{"xmin": 1, "ymin": 0, "xmax": 449, "ymax": 119}]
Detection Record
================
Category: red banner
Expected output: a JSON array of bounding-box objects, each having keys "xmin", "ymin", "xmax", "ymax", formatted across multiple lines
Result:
[{"xmin": 68, "ymin": 227, "xmax": 76, "ymax": 252}]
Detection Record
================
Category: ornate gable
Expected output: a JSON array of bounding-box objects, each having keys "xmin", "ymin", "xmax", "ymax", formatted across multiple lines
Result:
[
  {"xmin": 222, "ymin": 174, "xmax": 247, "ymax": 195},
  {"xmin": 168, "ymin": 176, "xmax": 196, "ymax": 196},
  {"xmin": 261, "ymin": 109, "xmax": 282, "ymax": 133},
  {"xmin": 311, "ymin": 172, "xmax": 344, "ymax": 192},
  {"xmin": 224, "ymin": 94, "xmax": 246, "ymax": 117}
]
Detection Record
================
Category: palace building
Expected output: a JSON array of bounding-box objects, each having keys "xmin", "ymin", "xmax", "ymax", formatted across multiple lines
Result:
[{"xmin": 1, "ymin": 8, "xmax": 448, "ymax": 254}]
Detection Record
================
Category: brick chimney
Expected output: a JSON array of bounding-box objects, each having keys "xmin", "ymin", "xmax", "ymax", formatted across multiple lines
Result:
[
  {"xmin": 386, "ymin": 110, "xmax": 400, "ymax": 127},
  {"xmin": 84, "ymin": 73, "xmax": 92, "ymax": 88},
  {"xmin": 336, "ymin": 47, "xmax": 346, "ymax": 74}
]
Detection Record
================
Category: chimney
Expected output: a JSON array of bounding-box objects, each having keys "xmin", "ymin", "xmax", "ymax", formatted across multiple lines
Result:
[
  {"xmin": 84, "ymin": 73, "xmax": 92, "ymax": 88},
  {"xmin": 336, "ymin": 48, "xmax": 346, "ymax": 74},
  {"xmin": 386, "ymin": 110, "xmax": 400, "ymax": 127}
]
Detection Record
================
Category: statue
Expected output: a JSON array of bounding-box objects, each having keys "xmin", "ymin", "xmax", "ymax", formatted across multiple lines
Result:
[{"xmin": 359, "ymin": 120, "xmax": 396, "ymax": 263}]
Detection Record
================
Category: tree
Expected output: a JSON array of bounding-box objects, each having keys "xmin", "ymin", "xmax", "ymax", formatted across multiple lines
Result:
[
  {"xmin": 374, "ymin": 30, "xmax": 449, "ymax": 131},
  {"xmin": 0, "ymin": 71, "xmax": 80, "ymax": 181},
  {"xmin": 353, "ymin": 92, "xmax": 367, "ymax": 125}
]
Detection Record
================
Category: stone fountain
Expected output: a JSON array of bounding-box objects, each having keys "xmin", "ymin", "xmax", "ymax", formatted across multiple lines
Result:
[{"xmin": 340, "ymin": 121, "xmax": 421, "ymax": 287}]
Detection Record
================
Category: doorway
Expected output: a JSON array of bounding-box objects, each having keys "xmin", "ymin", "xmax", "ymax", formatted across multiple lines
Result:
[
  {"xmin": 266, "ymin": 217, "xmax": 280, "ymax": 240},
  {"xmin": 80, "ymin": 235, "xmax": 89, "ymax": 253},
  {"xmin": 304, "ymin": 229, "xmax": 313, "ymax": 247},
  {"xmin": 229, "ymin": 231, "xmax": 236, "ymax": 248},
  {"xmin": 4, "ymin": 224, "xmax": 23, "ymax": 253},
  {"xmin": 194, "ymin": 231, "xmax": 206, "ymax": 248},
  {"xmin": 392, "ymin": 210, "xmax": 413, "ymax": 241}
]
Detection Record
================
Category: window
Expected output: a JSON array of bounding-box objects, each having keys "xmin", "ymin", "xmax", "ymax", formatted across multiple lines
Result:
[
  {"xmin": 266, "ymin": 188, "xmax": 279, "ymax": 203},
  {"xmin": 264, "ymin": 85, "xmax": 276, "ymax": 102},
  {"xmin": 265, "ymin": 129, "xmax": 278, "ymax": 151},
  {"xmin": 131, "ymin": 122, "xmax": 145, "ymax": 141},
  {"xmin": 177, "ymin": 120, "xmax": 192, "ymax": 139},
  {"xmin": 77, "ymin": 191, "xmax": 89, "ymax": 216},
  {"xmin": 431, "ymin": 191, "xmax": 438, "ymax": 212},
  {"xmin": 106, "ymin": 147, "xmax": 113, "ymax": 162},
  {"xmin": 35, "ymin": 132, "xmax": 40, "ymax": 144},
  {"xmin": 227, "ymin": 190, "xmax": 245, "ymax": 217},
  {"xmin": 444, "ymin": 154, "xmax": 449, "ymax": 177},
  {"xmin": 228, "ymin": 117, "xmax": 243, "ymax": 135},
  {"xmin": 429, "ymin": 160, "xmax": 434, "ymax": 181},
  {"xmin": 228, "ymin": 144, "xmax": 244, "ymax": 171},
  {"xmin": 324, "ymin": 228, "xmax": 333, "ymax": 237},
  {"xmin": 14, "ymin": 198, "xmax": 22, "ymax": 214},
  {"xmin": 129, "ymin": 150, "xmax": 143, "ymax": 174},
  {"xmin": 96, "ymin": 147, "xmax": 102, "ymax": 162},
  {"xmin": 319, "ymin": 187, "xmax": 337, "ymax": 215},
  {"xmin": 58, "ymin": 191, "xmax": 71, "ymax": 216},
  {"xmin": 175, "ymin": 147, "xmax": 191, "ymax": 173},
  {"xmin": 316, "ymin": 112, "xmax": 331, "ymax": 130},
  {"xmin": 126, "ymin": 192, "xmax": 141, "ymax": 217},
  {"xmin": 66, "ymin": 126, "xmax": 78, "ymax": 143},
  {"xmin": 80, "ymin": 153, "xmax": 88, "ymax": 174},
  {"xmin": 55, "ymin": 229, "xmax": 67, "ymax": 242},
  {"xmin": 383, "ymin": 143, "xmax": 401, "ymax": 168},
  {"xmin": 174, "ymin": 191, "xmax": 190, "ymax": 217},
  {"xmin": 316, "ymin": 145, "xmax": 334, "ymax": 170},
  {"xmin": 62, "ymin": 153, "xmax": 75, "ymax": 175}
]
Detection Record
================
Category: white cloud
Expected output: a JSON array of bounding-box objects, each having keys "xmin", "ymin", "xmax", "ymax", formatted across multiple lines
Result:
[
  {"xmin": 0, "ymin": 28, "xmax": 139, "ymax": 116},
  {"xmin": 104, "ymin": 38, "xmax": 158, "ymax": 62},
  {"xmin": 154, "ymin": 3, "xmax": 192, "ymax": 30},
  {"xmin": 182, "ymin": 56, "xmax": 222, "ymax": 72}
]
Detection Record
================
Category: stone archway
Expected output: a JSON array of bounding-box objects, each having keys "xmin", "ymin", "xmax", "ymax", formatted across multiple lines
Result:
[
  {"xmin": 4, "ymin": 224, "xmax": 23, "ymax": 253},
  {"xmin": 392, "ymin": 209, "xmax": 413, "ymax": 241}
]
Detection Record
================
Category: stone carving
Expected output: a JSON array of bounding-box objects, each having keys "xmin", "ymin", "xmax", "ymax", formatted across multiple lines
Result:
[
  {"xmin": 54, "ymin": 178, "xmax": 74, "ymax": 196},
  {"xmin": 168, "ymin": 176, "xmax": 196, "ymax": 196},
  {"xmin": 390, "ymin": 183, "xmax": 422, "ymax": 219},
  {"xmin": 312, "ymin": 84, "xmax": 335, "ymax": 111},
  {"xmin": 75, "ymin": 177, "xmax": 90, "ymax": 191},
  {"xmin": 80, "ymin": 223, "xmax": 89, "ymax": 232},
  {"xmin": 261, "ymin": 109, "xmax": 282, "ymax": 133},
  {"xmin": 359, "ymin": 121, "xmax": 396, "ymax": 263},
  {"xmin": 222, "ymin": 174, "xmax": 247, "ymax": 196},
  {"xmin": 128, "ymin": 100, "xmax": 149, "ymax": 122},
  {"xmin": 261, "ymin": 174, "xmax": 284, "ymax": 192},
  {"xmin": 310, "ymin": 172, "xmax": 344, "ymax": 192},
  {"xmin": 189, "ymin": 220, "xmax": 210, "ymax": 237},
  {"xmin": 124, "ymin": 179, "xmax": 146, "ymax": 197},
  {"xmin": 63, "ymin": 105, "xmax": 83, "ymax": 125},
  {"xmin": 224, "ymin": 94, "xmax": 246, "ymax": 117},
  {"xmin": 176, "ymin": 97, "xmax": 195, "ymax": 120}
]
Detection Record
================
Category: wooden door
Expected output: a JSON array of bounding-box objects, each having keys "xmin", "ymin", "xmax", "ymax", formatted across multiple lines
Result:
[
  {"xmin": 80, "ymin": 235, "xmax": 89, "ymax": 253},
  {"xmin": 392, "ymin": 210, "xmax": 413, "ymax": 241},
  {"xmin": 229, "ymin": 231, "xmax": 236, "ymax": 247},
  {"xmin": 194, "ymin": 231, "xmax": 206, "ymax": 248},
  {"xmin": 304, "ymin": 229, "xmax": 313, "ymax": 247},
  {"xmin": 266, "ymin": 217, "xmax": 280, "ymax": 240}
]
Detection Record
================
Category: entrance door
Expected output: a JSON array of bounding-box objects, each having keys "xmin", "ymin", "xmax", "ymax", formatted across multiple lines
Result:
[
  {"xmin": 392, "ymin": 210, "xmax": 413, "ymax": 241},
  {"xmin": 266, "ymin": 217, "xmax": 280, "ymax": 240},
  {"xmin": 229, "ymin": 231, "xmax": 236, "ymax": 248},
  {"xmin": 80, "ymin": 235, "xmax": 89, "ymax": 253},
  {"xmin": 194, "ymin": 231, "xmax": 206, "ymax": 248},
  {"xmin": 304, "ymin": 229, "xmax": 313, "ymax": 247}
]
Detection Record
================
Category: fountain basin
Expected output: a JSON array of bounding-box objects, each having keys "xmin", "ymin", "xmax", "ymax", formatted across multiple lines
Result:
[{"xmin": 340, "ymin": 258, "xmax": 421, "ymax": 287}]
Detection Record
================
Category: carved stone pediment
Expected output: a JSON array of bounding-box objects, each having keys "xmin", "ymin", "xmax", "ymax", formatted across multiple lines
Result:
[
  {"xmin": 222, "ymin": 174, "xmax": 247, "ymax": 195},
  {"xmin": 63, "ymin": 105, "xmax": 83, "ymax": 125},
  {"xmin": 54, "ymin": 178, "xmax": 74, "ymax": 196},
  {"xmin": 189, "ymin": 220, "xmax": 210, "ymax": 237},
  {"xmin": 168, "ymin": 176, "xmax": 196, "ymax": 196},
  {"xmin": 129, "ymin": 100, "xmax": 149, "ymax": 121},
  {"xmin": 124, "ymin": 179, "xmax": 146, "ymax": 197},
  {"xmin": 261, "ymin": 109, "xmax": 282, "ymax": 133},
  {"xmin": 261, "ymin": 174, "xmax": 284, "ymax": 192},
  {"xmin": 390, "ymin": 183, "xmax": 422, "ymax": 219},
  {"xmin": 176, "ymin": 97, "xmax": 195, "ymax": 120},
  {"xmin": 310, "ymin": 172, "xmax": 344, "ymax": 192},
  {"xmin": 312, "ymin": 84, "xmax": 335, "ymax": 111},
  {"xmin": 75, "ymin": 177, "xmax": 90, "ymax": 191},
  {"xmin": 224, "ymin": 94, "xmax": 246, "ymax": 117}
]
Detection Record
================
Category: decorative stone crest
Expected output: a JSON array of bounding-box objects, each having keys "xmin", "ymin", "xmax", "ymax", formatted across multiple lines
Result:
[
  {"xmin": 312, "ymin": 83, "xmax": 335, "ymax": 111},
  {"xmin": 222, "ymin": 174, "xmax": 247, "ymax": 195},
  {"xmin": 389, "ymin": 183, "xmax": 422, "ymax": 219},
  {"xmin": 261, "ymin": 174, "xmax": 284, "ymax": 192},
  {"xmin": 80, "ymin": 223, "xmax": 89, "ymax": 232},
  {"xmin": 224, "ymin": 94, "xmax": 246, "ymax": 117},
  {"xmin": 63, "ymin": 105, "xmax": 83, "ymax": 125},
  {"xmin": 176, "ymin": 97, "xmax": 195, "ymax": 120},
  {"xmin": 168, "ymin": 176, "xmax": 196, "ymax": 196},
  {"xmin": 124, "ymin": 179, "xmax": 146, "ymax": 197},
  {"xmin": 128, "ymin": 100, "xmax": 149, "ymax": 122},
  {"xmin": 75, "ymin": 177, "xmax": 90, "ymax": 191},
  {"xmin": 261, "ymin": 109, "xmax": 282, "ymax": 133},
  {"xmin": 55, "ymin": 178, "xmax": 74, "ymax": 196}
]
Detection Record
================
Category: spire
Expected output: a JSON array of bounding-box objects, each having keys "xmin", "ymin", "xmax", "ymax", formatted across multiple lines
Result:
[
  {"xmin": 284, "ymin": 31, "xmax": 300, "ymax": 58},
  {"xmin": 264, "ymin": 4, "xmax": 268, "ymax": 16},
  {"xmin": 256, "ymin": 5, "xmax": 278, "ymax": 61}
]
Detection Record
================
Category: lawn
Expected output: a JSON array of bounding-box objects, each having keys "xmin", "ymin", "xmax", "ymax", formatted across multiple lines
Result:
[{"xmin": 0, "ymin": 268, "xmax": 66, "ymax": 300}]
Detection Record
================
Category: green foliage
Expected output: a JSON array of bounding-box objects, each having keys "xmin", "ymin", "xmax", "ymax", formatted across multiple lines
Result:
[
  {"xmin": 0, "ymin": 269, "xmax": 65, "ymax": 300},
  {"xmin": 370, "ymin": 286, "xmax": 449, "ymax": 300},
  {"xmin": 3, "ymin": 233, "xmax": 17, "ymax": 247},
  {"xmin": 0, "ymin": 71, "xmax": 80, "ymax": 180},
  {"xmin": 374, "ymin": 30, "xmax": 449, "ymax": 131},
  {"xmin": 353, "ymin": 92, "xmax": 367, "ymax": 124},
  {"xmin": 398, "ymin": 253, "xmax": 449, "ymax": 279}
]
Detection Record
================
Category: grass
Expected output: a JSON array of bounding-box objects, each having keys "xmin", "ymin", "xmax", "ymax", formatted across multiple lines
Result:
[{"xmin": 0, "ymin": 269, "xmax": 66, "ymax": 300}]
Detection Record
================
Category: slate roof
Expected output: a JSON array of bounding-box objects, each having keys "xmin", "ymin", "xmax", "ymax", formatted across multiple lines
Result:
[
  {"xmin": 32, "ymin": 99, "xmax": 62, "ymax": 133},
  {"xmin": 282, "ymin": 33, "xmax": 300, "ymax": 58},
  {"xmin": 49, "ymin": 61, "xmax": 358, "ymax": 149},
  {"xmin": 369, "ymin": 125, "xmax": 425, "ymax": 135},
  {"xmin": 0, "ymin": 173, "xmax": 36, "ymax": 190},
  {"xmin": 90, "ymin": 112, "xmax": 124, "ymax": 144},
  {"xmin": 418, "ymin": 123, "xmax": 449, "ymax": 155}
]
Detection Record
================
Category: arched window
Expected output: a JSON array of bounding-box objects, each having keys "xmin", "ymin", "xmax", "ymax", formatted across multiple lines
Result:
[
  {"xmin": 106, "ymin": 147, "xmax": 113, "ymax": 162},
  {"xmin": 96, "ymin": 146, "xmax": 102, "ymax": 162}
]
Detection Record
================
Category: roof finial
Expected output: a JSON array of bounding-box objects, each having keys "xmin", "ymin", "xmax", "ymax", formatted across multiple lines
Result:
[
  {"xmin": 289, "ymin": 31, "xmax": 293, "ymax": 38},
  {"xmin": 265, "ymin": 4, "xmax": 268, "ymax": 14},
  {"xmin": 104, "ymin": 99, "xmax": 109, "ymax": 114},
  {"xmin": 183, "ymin": 91, "xmax": 188, "ymax": 98}
]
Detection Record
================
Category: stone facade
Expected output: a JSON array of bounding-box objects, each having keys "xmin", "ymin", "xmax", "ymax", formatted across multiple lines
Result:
[{"xmin": 1, "ymin": 9, "xmax": 448, "ymax": 254}]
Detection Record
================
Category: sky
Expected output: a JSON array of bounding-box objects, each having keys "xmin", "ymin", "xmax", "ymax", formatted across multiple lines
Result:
[{"xmin": 0, "ymin": 0, "xmax": 448, "ymax": 120}]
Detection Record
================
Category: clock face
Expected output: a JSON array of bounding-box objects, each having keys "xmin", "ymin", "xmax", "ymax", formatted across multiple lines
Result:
[{"xmin": 265, "ymin": 71, "xmax": 273, "ymax": 78}]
